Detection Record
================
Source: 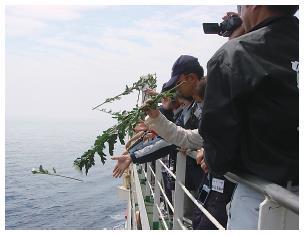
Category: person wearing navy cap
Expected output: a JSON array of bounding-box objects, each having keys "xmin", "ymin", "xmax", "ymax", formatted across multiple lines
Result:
[{"xmin": 162, "ymin": 55, "xmax": 204, "ymax": 93}]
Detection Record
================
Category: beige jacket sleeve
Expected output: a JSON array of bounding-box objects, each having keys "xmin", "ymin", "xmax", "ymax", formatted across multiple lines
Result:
[{"xmin": 145, "ymin": 113, "xmax": 203, "ymax": 150}]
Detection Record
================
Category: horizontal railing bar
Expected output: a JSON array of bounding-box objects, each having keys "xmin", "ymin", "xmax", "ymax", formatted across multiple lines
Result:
[
  {"xmin": 147, "ymin": 180, "xmax": 155, "ymax": 199},
  {"xmin": 155, "ymin": 178, "xmax": 174, "ymax": 213},
  {"xmin": 158, "ymin": 159, "xmax": 176, "ymax": 180},
  {"xmin": 156, "ymin": 204, "xmax": 169, "ymax": 230},
  {"xmin": 141, "ymin": 164, "xmax": 147, "ymax": 178},
  {"xmin": 182, "ymin": 216, "xmax": 193, "ymax": 226},
  {"xmin": 225, "ymin": 172, "xmax": 299, "ymax": 214},
  {"xmin": 148, "ymin": 165, "xmax": 156, "ymax": 178},
  {"xmin": 178, "ymin": 181, "xmax": 225, "ymax": 230}
]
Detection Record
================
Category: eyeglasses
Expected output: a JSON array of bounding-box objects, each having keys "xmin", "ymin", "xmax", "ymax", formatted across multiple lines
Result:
[{"xmin": 237, "ymin": 5, "xmax": 241, "ymax": 15}]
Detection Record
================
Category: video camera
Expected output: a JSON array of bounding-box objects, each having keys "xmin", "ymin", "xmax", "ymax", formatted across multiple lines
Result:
[{"xmin": 202, "ymin": 15, "xmax": 242, "ymax": 37}]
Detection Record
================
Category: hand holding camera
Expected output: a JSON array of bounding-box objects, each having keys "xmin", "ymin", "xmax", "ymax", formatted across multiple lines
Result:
[{"xmin": 202, "ymin": 12, "xmax": 243, "ymax": 37}]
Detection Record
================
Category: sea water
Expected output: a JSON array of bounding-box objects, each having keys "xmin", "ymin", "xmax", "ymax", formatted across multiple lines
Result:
[{"xmin": 5, "ymin": 119, "xmax": 126, "ymax": 229}]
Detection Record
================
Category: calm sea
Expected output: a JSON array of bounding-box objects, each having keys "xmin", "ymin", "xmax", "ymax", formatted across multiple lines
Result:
[{"xmin": 5, "ymin": 119, "xmax": 126, "ymax": 229}]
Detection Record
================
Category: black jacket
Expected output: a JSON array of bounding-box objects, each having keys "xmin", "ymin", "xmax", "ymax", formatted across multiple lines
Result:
[{"xmin": 200, "ymin": 16, "xmax": 299, "ymax": 186}]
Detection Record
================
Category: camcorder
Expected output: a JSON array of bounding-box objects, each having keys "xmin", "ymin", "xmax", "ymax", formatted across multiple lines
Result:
[{"xmin": 202, "ymin": 15, "xmax": 242, "ymax": 37}]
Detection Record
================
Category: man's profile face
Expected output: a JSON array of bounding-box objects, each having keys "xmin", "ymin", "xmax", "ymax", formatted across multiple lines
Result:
[{"xmin": 176, "ymin": 73, "xmax": 197, "ymax": 97}]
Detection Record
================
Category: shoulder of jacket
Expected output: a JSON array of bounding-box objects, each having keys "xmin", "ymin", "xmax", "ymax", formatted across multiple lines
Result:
[
  {"xmin": 208, "ymin": 38, "xmax": 240, "ymax": 66},
  {"xmin": 208, "ymin": 27, "xmax": 269, "ymax": 68}
]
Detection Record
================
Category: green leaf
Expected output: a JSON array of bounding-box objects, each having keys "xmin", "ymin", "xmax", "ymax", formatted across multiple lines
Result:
[{"xmin": 118, "ymin": 130, "xmax": 125, "ymax": 145}]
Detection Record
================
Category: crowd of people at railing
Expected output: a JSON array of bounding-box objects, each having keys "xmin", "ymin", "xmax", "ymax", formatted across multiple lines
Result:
[{"xmin": 111, "ymin": 5, "xmax": 299, "ymax": 230}]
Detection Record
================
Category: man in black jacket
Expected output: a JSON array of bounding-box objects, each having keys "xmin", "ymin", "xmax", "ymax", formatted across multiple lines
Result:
[{"xmin": 200, "ymin": 5, "xmax": 299, "ymax": 229}]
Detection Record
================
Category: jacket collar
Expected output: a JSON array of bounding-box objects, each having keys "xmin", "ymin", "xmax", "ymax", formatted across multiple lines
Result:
[{"xmin": 250, "ymin": 16, "xmax": 298, "ymax": 32}]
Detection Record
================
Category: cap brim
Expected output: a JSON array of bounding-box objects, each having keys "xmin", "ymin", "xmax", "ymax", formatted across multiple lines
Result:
[{"xmin": 162, "ymin": 74, "xmax": 179, "ymax": 92}]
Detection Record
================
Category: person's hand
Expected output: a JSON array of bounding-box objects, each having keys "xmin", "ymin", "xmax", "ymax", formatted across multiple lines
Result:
[
  {"xmin": 222, "ymin": 12, "xmax": 245, "ymax": 39},
  {"xmin": 144, "ymin": 88, "xmax": 158, "ymax": 96},
  {"xmin": 111, "ymin": 154, "xmax": 132, "ymax": 178},
  {"xmin": 196, "ymin": 148, "xmax": 204, "ymax": 165},
  {"xmin": 143, "ymin": 132, "xmax": 155, "ymax": 142},
  {"xmin": 161, "ymin": 97, "xmax": 172, "ymax": 110},
  {"xmin": 222, "ymin": 11, "xmax": 239, "ymax": 20},
  {"xmin": 141, "ymin": 99, "xmax": 160, "ymax": 119},
  {"xmin": 145, "ymin": 108, "xmax": 160, "ymax": 119},
  {"xmin": 134, "ymin": 122, "xmax": 148, "ymax": 133},
  {"xmin": 200, "ymin": 158, "xmax": 209, "ymax": 173},
  {"xmin": 179, "ymin": 148, "xmax": 187, "ymax": 157},
  {"xmin": 196, "ymin": 148, "xmax": 208, "ymax": 173}
]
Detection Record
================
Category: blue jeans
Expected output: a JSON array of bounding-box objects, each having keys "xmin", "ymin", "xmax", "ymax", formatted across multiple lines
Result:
[{"xmin": 226, "ymin": 183, "xmax": 264, "ymax": 230}]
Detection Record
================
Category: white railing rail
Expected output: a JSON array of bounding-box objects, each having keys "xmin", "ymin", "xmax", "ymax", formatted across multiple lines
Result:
[{"xmin": 224, "ymin": 172, "xmax": 299, "ymax": 214}]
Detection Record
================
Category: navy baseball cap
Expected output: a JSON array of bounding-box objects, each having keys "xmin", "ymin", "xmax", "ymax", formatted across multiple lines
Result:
[
  {"xmin": 163, "ymin": 55, "xmax": 204, "ymax": 91},
  {"xmin": 161, "ymin": 83, "xmax": 167, "ymax": 93}
]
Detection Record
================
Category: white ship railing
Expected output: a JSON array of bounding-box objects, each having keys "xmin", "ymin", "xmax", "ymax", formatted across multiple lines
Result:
[
  {"xmin": 124, "ymin": 85, "xmax": 299, "ymax": 230},
  {"xmin": 127, "ymin": 150, "xmax": 299, "ymax": 230}
]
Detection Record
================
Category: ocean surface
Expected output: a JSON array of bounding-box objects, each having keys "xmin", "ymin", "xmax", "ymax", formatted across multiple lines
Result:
[{"xmin": 5, "ymin": 119, "xmax": 127, "ymax": 230}]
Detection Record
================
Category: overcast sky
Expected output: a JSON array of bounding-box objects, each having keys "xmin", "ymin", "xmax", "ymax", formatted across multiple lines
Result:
[{"xmin": 6, "ymin": 5, "xmax": 238, "ymax": 123}]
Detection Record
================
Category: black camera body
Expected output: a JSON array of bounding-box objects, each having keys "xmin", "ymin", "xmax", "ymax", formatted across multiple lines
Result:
[{"xmin": 202, "ymin": 15, "xmax": 242, "ymax": 37}]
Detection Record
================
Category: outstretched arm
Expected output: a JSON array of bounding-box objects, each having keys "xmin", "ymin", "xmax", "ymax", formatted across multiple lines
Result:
[
  {"xmin": 145, "ymin": 112, "xmax": 203, "ymax": 150},
  {"xmin": 112, "ymin": 138, "xmax": 176, "ymax": 178}
]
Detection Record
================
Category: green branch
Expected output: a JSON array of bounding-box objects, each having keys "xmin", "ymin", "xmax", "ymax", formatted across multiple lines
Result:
[
  {"xmin": 74, "ymin": 78, "xmax": 184, "ymax": 175},
  {"xmin": 32, "ymin": 165, "xmax": 83, "ymax": 182},
  {"xmin": 92, "ymin": 73, "xmax": 157, "ymax": 110}
]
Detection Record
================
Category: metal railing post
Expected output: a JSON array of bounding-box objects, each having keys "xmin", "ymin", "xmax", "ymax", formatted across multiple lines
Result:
[
  {"xmin": 258, "ymin": 197, "xmax": 299, "ymax": 229},
  {"xmin": 133, "ymin": 164, "xmax": 151, "ymax": 229},
  {"xmin": 145, "ymin": 162, "xmax": 152, "ymax": 200},
  {"xmin": 152, "ymin": 160, "xmax": 162, "ymax": 229},
  {"xmin": 173, "ymin": 152, "xmax": 186, "ymax": 229},
  {"xmin": 130, "ymin": 170, "xmax": 138, "ymax": 230}
]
